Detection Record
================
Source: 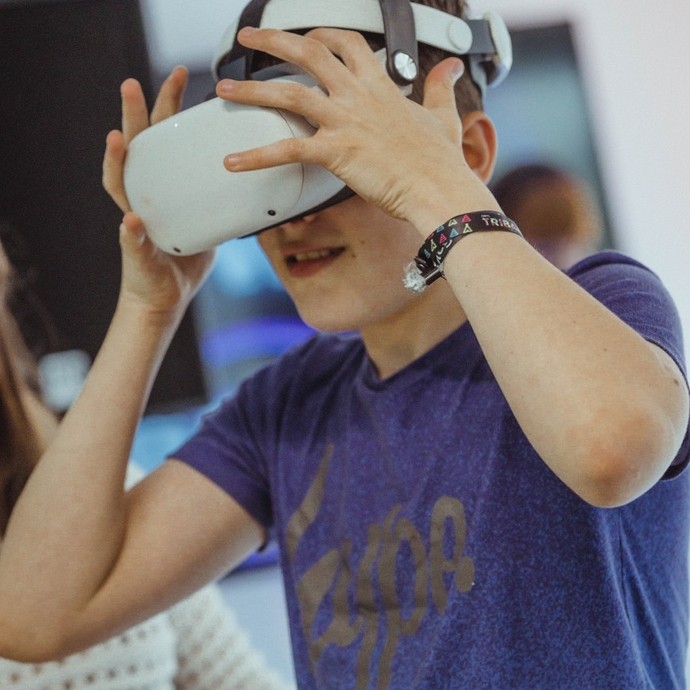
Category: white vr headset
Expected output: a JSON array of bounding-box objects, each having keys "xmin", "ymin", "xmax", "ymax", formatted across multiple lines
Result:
[{"xmin": 123, "ymin": 0, "xmax": 512, "ymax": 255}]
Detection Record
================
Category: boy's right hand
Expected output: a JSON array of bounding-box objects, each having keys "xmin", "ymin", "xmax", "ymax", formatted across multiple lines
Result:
[
  {"xmin": 102, "ymin": 66, "xmax": 188, "ymax": 213},
  {"xmin": 118, "ymin": 212, "xmax": 215, "ymax": 321},
  {"xmin": 102, "ymin": 67, "xmax": 216, "ymax": 318}
]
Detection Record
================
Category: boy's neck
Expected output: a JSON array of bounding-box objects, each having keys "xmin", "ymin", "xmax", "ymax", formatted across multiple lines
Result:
[{"xmin": 360, "ymin": 282, "xmax": 467, "ymax": 380}]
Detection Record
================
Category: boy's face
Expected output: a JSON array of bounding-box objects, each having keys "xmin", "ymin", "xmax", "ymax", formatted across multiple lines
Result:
[{"xmin": 257, "ymin": 195, "xmax": 427, "ymax": 333}]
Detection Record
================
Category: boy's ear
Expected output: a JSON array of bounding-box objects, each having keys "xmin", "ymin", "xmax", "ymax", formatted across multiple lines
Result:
[{"xmin": 461, "ymin": 111, "xmax": 498, "ymax": 183}]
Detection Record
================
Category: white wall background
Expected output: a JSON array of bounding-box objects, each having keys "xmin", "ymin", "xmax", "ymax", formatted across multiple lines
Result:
[{"xmin": 141, "ymin": 0, "xmax": 690, "ymax": 363}]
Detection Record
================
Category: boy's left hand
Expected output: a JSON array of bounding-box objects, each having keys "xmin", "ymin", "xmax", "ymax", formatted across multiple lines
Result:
[{"xmin": 216, "ymin": 27, "xmax": 472, "ymax": 226}]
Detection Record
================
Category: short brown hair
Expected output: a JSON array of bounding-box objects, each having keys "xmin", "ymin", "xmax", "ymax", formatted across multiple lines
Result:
[{"xmin": 410, "ymin": 0, "xmax": 483, "ymax": 114}]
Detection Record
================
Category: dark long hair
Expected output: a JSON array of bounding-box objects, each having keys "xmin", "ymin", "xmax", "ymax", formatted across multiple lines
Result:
[{"xmin": 0, "ymin": 240, "xmax": 48, "ymax": 535}]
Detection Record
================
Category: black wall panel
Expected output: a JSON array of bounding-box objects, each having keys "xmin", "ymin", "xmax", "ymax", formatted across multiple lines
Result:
[{"xmin": 0, "ymin": 0, "xmax": 206, "ymax": 412}]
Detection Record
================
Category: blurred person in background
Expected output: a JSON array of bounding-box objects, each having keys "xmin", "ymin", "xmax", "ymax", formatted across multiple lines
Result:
[{"xmin": 491, "ymin": 162, "xmax": 604, "ymax": 270}]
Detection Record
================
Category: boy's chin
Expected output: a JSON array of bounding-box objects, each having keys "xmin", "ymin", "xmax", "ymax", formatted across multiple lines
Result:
[{"xmin": 298, "ymin": 313, "xmax": 358, "ymax": 335}]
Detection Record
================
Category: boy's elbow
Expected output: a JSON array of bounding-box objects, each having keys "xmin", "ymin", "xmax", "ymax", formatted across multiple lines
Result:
[
  {"xmin": 571, "ymin": 456, "xmax": 649, "ymax": 509},
  {"xmin": 564, "ymin": 346, "xmax": 690, "ymax": 508},
  {"xmin": 0, "ymin": 626, "xmax": 69, "ymax": 664},
  {"xmin": 0, "ymin": 607, "xmax": 83, "ymax": 663},
  {"xmin": 564, "ymin": 408, "xmax": 686, "ymax": 509}
]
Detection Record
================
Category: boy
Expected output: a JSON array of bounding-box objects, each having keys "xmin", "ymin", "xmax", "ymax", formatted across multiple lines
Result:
[{"xmin": 0, "ymin": 1, "xmax": 688, "ymax": 687}]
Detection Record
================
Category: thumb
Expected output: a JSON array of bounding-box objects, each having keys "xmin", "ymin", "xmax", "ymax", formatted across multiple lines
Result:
[
  {"xmin": 119, "ymin": 212, "xmax": 148, "ymax": 251},
  {"xmin": 422, "ymin": 57, "xmax": 466, "ymax": 114}
]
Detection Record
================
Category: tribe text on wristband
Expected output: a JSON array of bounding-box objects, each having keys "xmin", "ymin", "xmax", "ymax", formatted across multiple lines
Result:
[{"xmin": 402, "ymin": 211, "xmax": 523, "ymax": 294}]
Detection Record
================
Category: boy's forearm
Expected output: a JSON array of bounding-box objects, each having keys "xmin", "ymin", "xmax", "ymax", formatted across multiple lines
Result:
[
  {"xmin": 0, "ymin": 300, "xmax": 181, "ymax": 660},
  {"xmin": 438, "ymin": 227, "xmax": 688, "ymax": 506},
  {"xmin": 400, "ymin": 163, "xmax": 688, "ymax": 506}
]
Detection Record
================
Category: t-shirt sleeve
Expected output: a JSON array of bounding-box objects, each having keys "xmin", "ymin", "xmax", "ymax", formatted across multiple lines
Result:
[
  {"xmin": 170, "ymin": 364, "xmax": 280, "ymax": 530},
  {"xmin": 569, "ymin": 252, "xmax": 686, "ymax": 375},
  {"xmin": 169, "ymin": 333, "xmax": 358, "ymax": 530},
  {"xmin": 569, "ymin": 251, "xmax": 690, "ymax": 475}
]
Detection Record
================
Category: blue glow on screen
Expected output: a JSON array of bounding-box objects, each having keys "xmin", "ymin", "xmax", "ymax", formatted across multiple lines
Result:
[
  {"xmin": 201, "ymin": 315, "xmax": 314, "ymax": 367},
  {"xmin": 210, "ymin": 236, "xmax": 282, "ymax": 296}
]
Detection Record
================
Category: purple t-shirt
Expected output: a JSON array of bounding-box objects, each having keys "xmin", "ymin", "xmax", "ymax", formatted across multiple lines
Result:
[{"xmin": 174, "ymin": 251, "xmax": 690, "ymax": 689}]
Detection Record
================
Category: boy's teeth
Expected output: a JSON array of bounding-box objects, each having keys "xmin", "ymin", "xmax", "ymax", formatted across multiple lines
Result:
[{"xmin": 294, "ymin": 249, "xmax": 334, "ymax": 262}]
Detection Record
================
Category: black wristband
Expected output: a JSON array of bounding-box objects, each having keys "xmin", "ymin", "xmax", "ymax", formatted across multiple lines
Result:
[{"xmin": 403, "ymin": 211, "xmax": 523, "ymax": 294}]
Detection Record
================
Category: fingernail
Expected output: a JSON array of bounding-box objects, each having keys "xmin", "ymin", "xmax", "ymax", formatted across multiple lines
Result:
[
  {"xmin": 225, "ymin": 154, "xmax": 242, "ymax": 170},
  {"xmin": 451, "ymin": 59, "xmax": 465, "ymax": 82},
  {"xmin": 239, "ymin": 26, "xmax": 257, "ymax": 37},
  {"xmin": 217, "ymin": 79, "xmax": 235, "ymax": 94}
]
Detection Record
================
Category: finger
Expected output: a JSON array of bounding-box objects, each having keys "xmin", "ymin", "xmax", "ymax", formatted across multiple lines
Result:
[
  {"xmin": 150, "ymin": 66, "xmax": 189, "ymax": 125},
  {"xmin": 224, "ymin": 135, "xmax": 313, "ymax": 172},
  {"xmin": 303, "ymin": 27, "xmax": 388, "ymax": 83},
  {"xmin": 216, "ymin": 77, "xmax": 330, "ymax": 125},
  {"xmin": 102, "ymin": 129, "xmax": 131, "ymax": 212},
  {"xmin": 119, "ymin": 212, "xmax": 148, "ymax": 250},
  {"xmin": 120, "ymin": 78, "xmax": 150, "ymax": 144},
  {"xmin": 121, "ymin": 211, "xmax": 146, "ymax": 236},
  {"xmin": 236, "ymin": 27, "xmax": 351, "ymax": 92},
  {"xmin": 422, "ymin": 58, "xmax": 466, "ymax": 114}
]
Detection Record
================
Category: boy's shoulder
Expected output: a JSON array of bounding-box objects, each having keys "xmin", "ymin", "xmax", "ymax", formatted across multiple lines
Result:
[
  {"xmin": 566, "ymin": 249, "xmax": 676, "ymax": 307},
  {"xmin": 567, "ymin": 249, "xmax": 675, "ymax": 301},
  {"xmin": 567, "ymin": 249, "xmax": 651, "ymax": 277},
  {"xmin": 567, "ymin": 249, "xmax": 686, "ymax": 375}
]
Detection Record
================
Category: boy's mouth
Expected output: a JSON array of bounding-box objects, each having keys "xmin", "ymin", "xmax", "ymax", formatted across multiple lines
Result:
[
  {"xmin": 286, "ymin": 247, "xmax": 344, "ymax": 265},
  {"xmin": 284, "ymin": 246, "xmax": 346, "ymax": 277}
]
